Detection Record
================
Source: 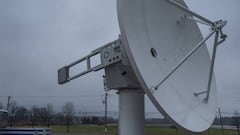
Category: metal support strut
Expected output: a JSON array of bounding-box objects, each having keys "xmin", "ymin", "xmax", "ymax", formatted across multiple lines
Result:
[
  {"xmin": 151, "ymin": 16, "xmax": 227, "ymax": 103},
  {"xmin": 194, "ymin": 20, "xmax": 227, "ymax": 103},
  {"xmin": 152, "ymin": 30, "xmax": 215, "ymax": 90},
  {"xmin": 167, "ymin": 0, "xmax": 214, "ymax": 26}
]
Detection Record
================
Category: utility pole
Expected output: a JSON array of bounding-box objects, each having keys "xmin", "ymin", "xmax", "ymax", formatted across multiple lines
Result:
[
  {"xmin": 103, "ymin": 75, "xmax": 109, "ymax": 135},
  {"xmin": 7, "ymin": 96, "xmax": 11, "ymax": 111},
  {"xmin": 7, "ymin": 96, "xmax": 11, "ymax": 127},
  {"xmin": 218, "ymin": 108, "xmax": 224, "ymax": 135},
  {"xmin": 104, "ymin": 92, "xmax": 108, "ymax": 135}
]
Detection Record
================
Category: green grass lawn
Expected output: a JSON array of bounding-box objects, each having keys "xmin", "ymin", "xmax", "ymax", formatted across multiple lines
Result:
[
  {"xmin": 52, "ymin": 125, "xmax": 115, "ymax": 134},
  {"xmin": 50, "ymin": 125, "xmax": 239, "ymax": 135}
]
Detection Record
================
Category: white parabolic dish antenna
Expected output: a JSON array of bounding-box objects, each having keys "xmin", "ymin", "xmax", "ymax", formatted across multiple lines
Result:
[
  {"xmin": 118, "ymin": 0, "xmax": 218, "ymax": 132},
  {"xmin": 58, "ymin": 0, "xmax": 227, "ymax": 134}
]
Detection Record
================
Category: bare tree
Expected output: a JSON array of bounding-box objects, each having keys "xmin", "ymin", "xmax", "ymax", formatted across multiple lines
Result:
[
  {"xmin": 62, "ymin": 102, "xmax": 74, "ymax": 133},
  {"xmin": 232, "ymin": 111, "xmax": 240, "ymax": 135},
  {"xmin": 15, "ymin": 106, "xmax": 27, "ymax": 123},
  {"xmin": 0, "ymin": 101, "xmax": 3, "ymax": 109},
  {"xmin": 46, "ymin": 103, "xmax": 53, "ymax": 127},
  {"xmin": 39, "ymin": 107, "xmax": 47, "ymax": 125},
  {"xmin": 30, "ymin": 105, "xmax": 38, "ymax": 127}
]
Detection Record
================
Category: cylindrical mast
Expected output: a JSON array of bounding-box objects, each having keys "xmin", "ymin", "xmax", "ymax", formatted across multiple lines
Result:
[{"xmin": 118, "ymin": 90, "xmax": 144, "ymax": 135}]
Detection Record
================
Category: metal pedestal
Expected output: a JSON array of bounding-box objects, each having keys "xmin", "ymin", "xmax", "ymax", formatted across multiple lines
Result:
[{"xmin": 118, "ymin": 90, "xmax": 144, "ymax": 135}]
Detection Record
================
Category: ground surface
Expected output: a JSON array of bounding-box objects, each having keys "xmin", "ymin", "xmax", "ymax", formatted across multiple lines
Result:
[
  {"xmin": 52, "ymin": 134, "xmax": 110, "ymax": 135},
  {"xmin": 50, "ymin": 125, "xmax": 239, "ymax": 135}
]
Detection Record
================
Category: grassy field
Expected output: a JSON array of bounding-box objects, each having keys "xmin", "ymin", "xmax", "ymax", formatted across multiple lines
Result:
[{"xmin": 51, "ymin": 125, "xmax": 239, "ymax": 135}]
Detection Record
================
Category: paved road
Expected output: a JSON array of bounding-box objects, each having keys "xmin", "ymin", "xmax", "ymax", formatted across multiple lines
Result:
[{"xmin": 52, "ymin": 133, "xmax": 116, "ymax": 135}]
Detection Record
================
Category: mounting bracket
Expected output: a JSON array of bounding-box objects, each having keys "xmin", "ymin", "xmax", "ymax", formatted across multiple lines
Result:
[{"xmin": 58, "ymin": 39, "xmax": 122, "ymax": 84}]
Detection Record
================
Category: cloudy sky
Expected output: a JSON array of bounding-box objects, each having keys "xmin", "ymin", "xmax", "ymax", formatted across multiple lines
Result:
[{"xmin": 0, "ymin": 0, "xmax": 239, "ymax": 117}]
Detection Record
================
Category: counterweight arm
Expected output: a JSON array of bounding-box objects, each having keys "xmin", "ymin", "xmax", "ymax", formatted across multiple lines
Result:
[{"xmin": 58, "ymin": 39, "xmax": 122, "ymax": 84}]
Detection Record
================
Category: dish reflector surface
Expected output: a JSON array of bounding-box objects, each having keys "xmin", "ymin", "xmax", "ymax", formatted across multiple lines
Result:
[{"xmin": 117, "ymin": 0, "xmax": 217, "ymax": 132}]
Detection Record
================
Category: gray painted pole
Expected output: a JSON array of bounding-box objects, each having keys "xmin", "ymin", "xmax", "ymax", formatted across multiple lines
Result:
[
  {"xmin": 104, "ymin": 92, "xmax": 108, "ymax": 135},
  {"xmin": 218, "ymin": 108, "xmax": 224, "ymax": 135},
  {"xmin": 119, "ymin": 90, "xmax": 144, "ymax": 135}
]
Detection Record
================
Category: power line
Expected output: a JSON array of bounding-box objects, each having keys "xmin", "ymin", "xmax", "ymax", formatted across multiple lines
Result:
[{"xmin": 0, "ymin": 95, "xmax": 106, "ymax": 98}]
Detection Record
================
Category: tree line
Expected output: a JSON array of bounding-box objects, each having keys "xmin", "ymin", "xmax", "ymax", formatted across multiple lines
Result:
[
  {"xmin": 0, "ymin": 100, "xmax": 239, "ymax": 134},
  {"xmin": 0, "ymin": 100, "xmax": 112, "ymax": 133}
]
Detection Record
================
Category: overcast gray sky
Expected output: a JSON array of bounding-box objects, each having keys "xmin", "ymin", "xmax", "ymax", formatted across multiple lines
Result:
[{"xmin": 0, "ymin": 0, "xmax": 239, "ymax": 117}]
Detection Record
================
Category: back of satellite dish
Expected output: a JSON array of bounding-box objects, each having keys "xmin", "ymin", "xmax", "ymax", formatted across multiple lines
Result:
[{"xmin": 58, "ymin": 0, "xmax": 227, "ymax": 134}]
